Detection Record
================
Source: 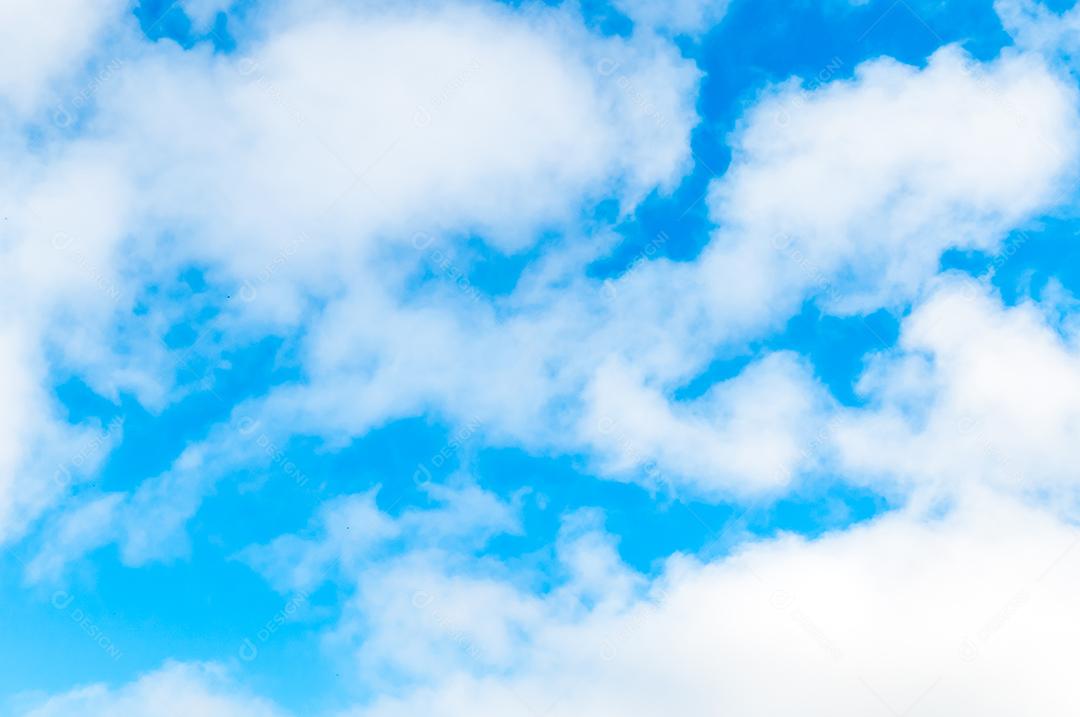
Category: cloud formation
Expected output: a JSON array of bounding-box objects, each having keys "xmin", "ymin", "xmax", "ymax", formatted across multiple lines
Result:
[{"xmin": 7, "ymin": 1, "xmax": 1080, "ymax": 715}]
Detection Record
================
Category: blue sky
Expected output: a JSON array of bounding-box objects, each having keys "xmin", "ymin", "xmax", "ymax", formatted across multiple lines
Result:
[{"xmin": 4, "ymin": 1, "xmax": 1080, "ymax": 715}]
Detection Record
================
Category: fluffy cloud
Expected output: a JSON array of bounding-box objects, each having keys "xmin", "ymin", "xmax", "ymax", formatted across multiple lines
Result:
[
  {"xmin": 707, "ymin": 44, "xmax": 1077, "ymax": 315},
  {"xmin": 10, "ymin": 0, "xmax": 1076, "ymax": 553},
  {"xmin": 24, "ymin": 490, "xmax": 1080, "ymax": 716},
  {"xmin": 95, "ymin": 0, "xmax": 700, "ymax": 296},
  {"xmin": 994, "ymin": 0, "xmax": 1080, "ymax": 56},
  {"xmin": 245, "ymin": 42, "xmax": 1079, "ymax": 497},
  {"xmin": 239, "ymin": 483, "xmax": 521, "ymax": 594},
  {"xmin": 0, "ymin": 329, "xmax": 117, "ymax": 544},
  {"xmin": 173, "ymin": 486, "xmax": 1080, "ymax": 717},
  {"xmin": 582, "ymin": 43, "xmax": 1079, "ymax": 493},
  {"xmin": 0, "ymin": 0, "xmax": 702, "ymax": 550},
  {"xmin": 579, "ymin": 352, "xmax": 831, "ymax": 496},
  {"xmin": 0, "ymin": 0, "xmax": 127, "ymax": 116},
  {"xmin": 345, "ymin": 491, "xmax": 1080, "ymax": 717},
  {"xmin": 11, "ymin": 2, "xmax": 1080, "ymax": 717},
  {"xmin": 0, "ymin": 150, "xmax": 132, "ymax": 543},
  {"xmin": 833, "ymin": 276, "xmax": 1080, "ymax": 506},
  {"xmin": 20, "ymin": 662, "xmax": 287, "ymax": 717},
  {"xmin": 64, "ymin": 33, "xmax": 1080, "ymax": 563}
]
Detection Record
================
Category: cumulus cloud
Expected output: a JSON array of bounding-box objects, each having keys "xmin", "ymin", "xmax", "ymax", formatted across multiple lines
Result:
[
  {"xmin": 335, "ymin": 490, "xmax": 1080, "ymax": 717},
  {"xmin": 415, "ymin": 493, "xmax": 1080, "ymax": 715},
  {"xmin": 240, "ymin": 42, "xmax": 1079, "ymax": 499},
  {"xmin": 95, "ymin": 0, "xmax": 700, "ymax": 288},
  {"xmin": 9, "ymin": 0, "xmax": 1077, "ymax": 556},
  {"xmin": 56, "ymin": 488, "xmax": 1080, "ymax": 717},
  {"xmin": 10, "ymin": 2, "xmax": 1080, "ymax": 716},
  {"xmin": 708, "ymin": 45, "xmax": 1077, "ymax": 315},
  {"xmin": 579, "ymin": 352, "xmax": 832, "ymax": 496},
  {"xmin": 833, "ymin": 276, "xmax": 1080, "ymax": 508},
  {"xmin": 56, "ymin": 32, "xmax": 1080, "ymax": 564},
  {"xmin": 994, "ymin": 0, "xmax": 1080, "ymax": 56},
  {"xmin": 241, "ymin": 489, "xmax": 644, "ymax": 693},
  {"xmin": 0, "ymin": 4, "xmax": 152, "ymax": 545},
  {"xmin": 0, "ymin": 0, "xmax": 703, "ymax": 551}
]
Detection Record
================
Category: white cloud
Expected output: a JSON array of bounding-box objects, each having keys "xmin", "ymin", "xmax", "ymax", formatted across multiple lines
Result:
[
  {"xmin": 245, "ymin": 42, "xmax": 1079, "ymax": 497},
  {"xmin": 243, "ymin": 492, "xmax": 639, "ymax": 693},
  {"xmin": 8, "ymin": 0, "xmax": 1080, "ymax": 583},
  {"xmin": 20, "ymin": 662, "xmax": 287, "ymax": 717},
  {"xmin": 94, "ymin": 0, "xmax": 700, "ymax": 296},
  {"xmin": 994, "ymin": 0, "xmax": 1080, "ymax": 56},
  {"xmin": 181, "ymin": 0, "xmax": 234, "ymax": 30},
  {"xmin": 24, "ymin": 491, "xmax": 1080, "ymax": 716},
  {"xmin": 0, "ymin": 33, "xmax": 147, "ymax": 545},
  {"xmin": 165, "ymin": 486, "xmax": 1073, "ymax": 717},
  {"xmin": 26, "ymin": 482, "xmax": 1080, "ymax": 717},
  {"xmin": 0, "ymin": 0, "xmax": 703, "ymax": 555},
  {"xmin": 0, "ymin": 326, "xmax": 120, "ymax": 545},
  {"xmin": 707, "ymin": 45, "xmax": 1077, "ymax": 315},
  {"xmin": 333, "ymin": 490, "xmax": 1080, "ymax": 717},
  {"xmin": 579, "ymin": 352, "xmax": 831, "ymax": 496},
  {"xmin": 613, "ymin": 0, "xmax": 730, "ymax": 36},
  {"xmin": 0, "ymin": 0, "xmax": 127, "ymax": 116},
  {"xmin": 65, "ymin": 35, "xmax": 1080, "ymax": 562},
  {"xmin": 240, "ymin": 483, "xmax": 521, "ymax": 593},
  {"xmin": 24, "ymin": 493, "xmax": 125, "ymax": 584},
  {"xmin": 10, "ymin": 3, "xmax": 1080, "ymax": 717},
  {"xmin": 833, "ymin": 276, "xmax": 1080, "ymax": 507}
]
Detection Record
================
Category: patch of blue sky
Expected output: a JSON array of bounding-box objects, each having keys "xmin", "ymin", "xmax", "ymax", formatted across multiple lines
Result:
[
  {"xmin": 52, "ymin": 336, "xmax": 295, "ymax": 497},
  {"xmin": 401, "ymin": 227, "xmax": 569, "ymax": 302},
  {"xmin": 576, "ymin": 0, "xmax": 636, "ymax": 37},
  {"xmin": 670, "ymin": 302, "xmax": 900, "ymax": 407},
  {"xmin": 0, "ymin": 533, "xmax": 339, "ymax": 715},
  {"xmin": 474, "ymin": 445, "xmax": 897, "ymax": 576},
  {"xmin": 134, "ymin": 0, "xmax": 239, "ymax": 51},
  {"xmin": 942, "ymin": 217, "xmax": 1080, "ymax": 310}
]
